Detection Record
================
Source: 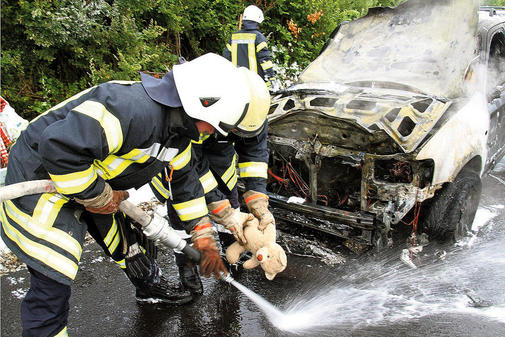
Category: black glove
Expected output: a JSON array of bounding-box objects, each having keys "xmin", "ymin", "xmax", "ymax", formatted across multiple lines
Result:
[{"xmin": 125, "ymin": 251, "xmax": 152, "ymax": 280}]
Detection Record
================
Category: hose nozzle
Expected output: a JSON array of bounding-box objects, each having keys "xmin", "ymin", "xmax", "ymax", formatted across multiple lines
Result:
[{"xmin": 220, "ymin": 271, "xmax": 234, "ymax": 283}]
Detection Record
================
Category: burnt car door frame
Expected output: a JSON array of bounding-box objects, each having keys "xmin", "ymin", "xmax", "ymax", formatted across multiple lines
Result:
[{"xmin": 484, "ymin": 23, "xmax": 505, "ymax": 171}]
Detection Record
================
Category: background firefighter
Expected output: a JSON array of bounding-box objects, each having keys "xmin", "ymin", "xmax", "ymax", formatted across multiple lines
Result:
[{"xmin": 223, "ymin": 5, "xmax": 277, "ymax": 91}]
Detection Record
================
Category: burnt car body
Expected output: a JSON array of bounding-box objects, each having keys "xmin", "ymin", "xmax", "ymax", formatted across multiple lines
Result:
[{"xmin": 266, "ymin": 0, "xmax": 505, "ymax": 249}]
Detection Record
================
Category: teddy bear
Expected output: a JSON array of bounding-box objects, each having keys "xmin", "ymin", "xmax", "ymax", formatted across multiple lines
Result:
[{"xmin": 225, "ymin": 212, "xmax": 287, "ymax": 280}]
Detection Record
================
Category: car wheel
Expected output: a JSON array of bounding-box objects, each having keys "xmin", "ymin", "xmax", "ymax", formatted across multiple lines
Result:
[{"xmin": 421, "ymin": 170, "xmax": 482, "ymax": 242}]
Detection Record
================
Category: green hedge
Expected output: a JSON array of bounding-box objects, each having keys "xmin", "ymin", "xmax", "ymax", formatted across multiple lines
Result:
[{"xmin": 0, "ymin": 0, "xmax": 440, "ymax": 119}]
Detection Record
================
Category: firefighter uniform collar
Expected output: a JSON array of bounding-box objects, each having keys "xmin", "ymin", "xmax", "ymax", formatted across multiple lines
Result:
[
  {"xmin": 140, "ymin": 71, "xmax": 183, "ymax": 108},
  {"xmin": 242, "ymin": 20, "xmax": 260, "ymax": 30}
]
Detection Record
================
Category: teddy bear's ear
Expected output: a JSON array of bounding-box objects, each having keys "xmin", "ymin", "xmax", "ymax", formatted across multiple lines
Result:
[{"xmin": 264, "ymin": 271, "xmax": 276, "ymax": 280}]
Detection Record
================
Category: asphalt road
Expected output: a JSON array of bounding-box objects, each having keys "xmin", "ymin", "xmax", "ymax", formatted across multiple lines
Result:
[{"xmin": 1, "ymin": 158, "xmax": 505, "ymax": 337}]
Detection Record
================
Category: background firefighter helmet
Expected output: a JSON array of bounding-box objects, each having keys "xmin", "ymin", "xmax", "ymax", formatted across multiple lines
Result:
[
  {"xmin": 243, "ymin": 5, "xmax": 264, "ymax": 24},
  {"xmin": 173, "ymin": 53, "xmax": 270, "ymax": 137}
]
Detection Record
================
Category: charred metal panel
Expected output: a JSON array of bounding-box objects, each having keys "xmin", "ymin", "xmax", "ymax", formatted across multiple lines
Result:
[{"xmin": 269, "ymin": 86, "xmax": 452, "ymax": 153}]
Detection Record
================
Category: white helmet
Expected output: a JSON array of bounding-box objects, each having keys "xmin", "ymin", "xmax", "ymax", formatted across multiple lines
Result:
[
  {"xmin": 173, "ymin": 53, "xmax": 270, "ymax": 137},
  {"xmin": 243, "ymin": 5, "xmax": 264, "ymax": 24}
]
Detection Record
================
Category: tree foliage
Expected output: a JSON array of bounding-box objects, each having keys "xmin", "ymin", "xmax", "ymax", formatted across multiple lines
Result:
[{"xmin": 2, "ymin": 0, "xmax": 472, "ymax": 119}]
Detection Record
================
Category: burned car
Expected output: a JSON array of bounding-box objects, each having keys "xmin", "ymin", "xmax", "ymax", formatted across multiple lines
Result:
[{"xmin": 266, "ymin": 0, "xmax": 505, "ymax": 249}]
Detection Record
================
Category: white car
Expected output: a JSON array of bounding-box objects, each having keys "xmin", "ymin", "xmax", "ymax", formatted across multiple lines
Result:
[{"xmin": 266, "ymin": 1, "xmax": 505, "ymax": 249}]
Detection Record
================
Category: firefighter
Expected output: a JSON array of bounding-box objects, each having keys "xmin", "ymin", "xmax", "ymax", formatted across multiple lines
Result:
[
  {"xmin": 149, "ymin": 120, "xmax": 272, "ymax": 295},
  {"xmin": 0, "ymin": 53, "xmax": 270, "ymax": 337},
  {"xmin": 223, "ymin": 5, "xmax": 277, "ymax": 91}
]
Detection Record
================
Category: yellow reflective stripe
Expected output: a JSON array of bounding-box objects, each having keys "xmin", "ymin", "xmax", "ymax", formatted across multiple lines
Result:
[
  {"xmin": 73, "ymin": 100, "xmax": 123, "ymax": 154},
  {"xmin": 170, "ymin": 143, "xmax": 191, "ymax": 170},
  {"xmin": 93, "ymin": 149, "xmax": 150, "ymax": 180},
  {"xmin": 238, "ymin": 162, "xmax": 268, "ymax": 178},
  {"xmin": 231, "ymin": 42, "xmax": 238, "ymax": 65},
  {"xmin": 256, "ymin": 41, "xmax": 267, "ymax": 52},
  {"xmin": 50, "ymin": 166, "xmax": 97, "ymax": 195},
  {"xmin": 248, "ymin": 41, "xmax": 257, "ymax": 73},
  {"xmin": 199, "ymin": 170, "xmax": 218, "ymax": 194},
  {"xmin": 261, "ymin": 60, "xmax": 273, "ymax": 70},
  {"xmin": 151, "ymin": 174, "xmax": 170, "ymax": 199},
  {"xmin": 232, "ymin": 33, "xmax": 256, "ymax": 42},
  {"xmin": 221, "ymin": 154, "xmax": 237, "ymax": 184},
  {"xmin": 108, "ymin": 230, "xmax": 120, "ymax": 254},
  {"xmin": 3, "ymin": 200, "xmax": 82, "ymax": 260},
  {"xmin": 55, "ymin": 326, "xmax": 68, "ymax": 337},
  {"xmin": 226, "ymin": 43, "xmax": 232, "ymax": 52},
  {"xmin": 103, "ymin": 217, "xmax": 118, "ymax": 248},
  {"xmin": 226, "ymin": 173, "xmax": 238, "ymax": 190},
  {"xmin": 172, "ymin": 196, "xmax": 208, "ymax": 221},
  {"xmin": 1, "ymin": 204, "xmax": 79, "ymax": 280},
  {"xmin": 116, "ymin": 259, "xmax": 126, "ymax": 269},
  {"xmin": 32, "ymin": 193, "xmax": 69, "ymax": 229}
]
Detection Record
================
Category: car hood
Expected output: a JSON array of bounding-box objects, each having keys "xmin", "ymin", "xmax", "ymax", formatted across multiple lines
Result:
[
  {"xmin": 299, "ymin": 0, "xmax": 479, "ymax": 99},
  {"xmin": 268, "ymin": 82, "xmax": 452, "ymax": 154}
]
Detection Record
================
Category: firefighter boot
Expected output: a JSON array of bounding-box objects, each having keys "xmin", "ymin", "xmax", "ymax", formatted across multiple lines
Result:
[
  {"xmin": 175, "ymin": 252, "xmax": 203, "ymax": 295},
  {"xmin": 178, "ymin": 263, "xmax": 204, "ymax": 295},
  {"xmin": 125, "ymin": 248, "xmax": 192, "ymax": 305}
]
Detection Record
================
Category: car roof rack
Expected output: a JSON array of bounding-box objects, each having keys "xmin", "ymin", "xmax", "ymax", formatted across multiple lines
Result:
[{"xmin": 480, "ymin": 6, "xmax": 505, "ymax": 17}]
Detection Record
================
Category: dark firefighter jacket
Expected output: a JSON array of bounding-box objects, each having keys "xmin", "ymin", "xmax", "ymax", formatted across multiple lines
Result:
[
  {"xmin": 149, "ymin": 121, "xmax": 269, "ymax": 226},
  {"xmin": 223, "ymin": 20, "xmax": 276, "ymax": 88},
  {"xmin": 0, "ymin": 77, "xmax": 204, "ymax": 285}
]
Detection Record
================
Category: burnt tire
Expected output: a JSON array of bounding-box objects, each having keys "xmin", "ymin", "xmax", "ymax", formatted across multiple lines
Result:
[{"xmin": 421, "ymin": 170, "xmax": 482, "ymax": 242}]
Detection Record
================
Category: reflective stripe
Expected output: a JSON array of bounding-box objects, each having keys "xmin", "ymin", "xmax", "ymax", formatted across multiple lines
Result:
[
  {"xmin": 199, "ymin": 170, "xmax": 218, "ymax": 194},
  {"xmin": 238, "ymin": 162, "xmax": 268, "ymax": 178},
  {"xmin": 261, "ymin": 60, "xmax": 274, "ymax": 70},
  {"xmin": 231, "ymin": 41, "xmax": 238, "ymax": 66},
  {"xmin": 94, "ymin": 149, "xmax": 150, "ymax": 180},
  {"xmin": 55, "ymin": 326, "xmax": 68, "ymax": 337},
  {"xmin": 50, "ymin": 166, "xmax": 97, "ymax": 195},
  {"xmin": 226, "ymin": 173, "xmax": 238, "ymax": 190},
  {"xmin": 226, "ymin": 43, "xmax": 232, "ymax": 52},
  {"xmin": 221, "ymin": 154, "xmax": 237, "ymax": 184},
  {"xmin": 93, "ymin": 148, "xmax": 154, "ymax": 179},
  {"xmin": 32, "ymin": 193, "xmax": 69, "ymax": 229},
  {"xmin": 256, "ymin": 41, "xmax": 267, "ymax": 52},
  {"xmin": 116, "ymin": 259, "xmax": 126, "ymax": 269},
  {"xmin": 151, "ymin": 174, "xmax": 170, "ymax": 199},
  {"xmin": 157, "ymin": 146, "xmax": 179, "ymax": 162},
  {"xmin": 231, "ymin": 33, "xmax": 257, "ymax": 71},
  {"xmin": 104, "ymin": 217, "xmax": 119, "ymax": 255},
  {"xmin": 73, "ymin": 100, "xmax": 123, "ymax": 154},
  {"xmin": 1, "ymin": 203, "xmax": 79, "ymax": 280},
  {"xmin": 231, "ymin": 33, "xmax": 256, "ymax": 43},
  {"xmin": 170, "ymin": 143, "xmax": 191, "ymax": 170},
  {"xmin": 3, "ymin": 200, "xmax": 82, "ymax": 261},
  {"xmin": 172, "ymin": 197, "xmax": 208, "ymax": 221}
]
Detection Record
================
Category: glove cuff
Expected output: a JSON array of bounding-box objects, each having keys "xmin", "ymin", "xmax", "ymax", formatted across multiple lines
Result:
[
  {"xmin": 190, "ymin": 217, "xmax": 215, "ymax": 242},
  {"xmin": 208, "ymin": 199, "xmax": 231, "ymax": 215},
  {"xmin": 243, "ymin": 190, "xmax": 268, "ymax": 204},
  {"xmin": 75, "ymin": 182, "xmax": 113, "ymax": 208}
]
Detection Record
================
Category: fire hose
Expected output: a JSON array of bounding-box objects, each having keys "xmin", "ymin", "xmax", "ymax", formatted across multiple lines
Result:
[{"xmin": 0, "ymin": 180, "xmax": 205, "ymax": 263}]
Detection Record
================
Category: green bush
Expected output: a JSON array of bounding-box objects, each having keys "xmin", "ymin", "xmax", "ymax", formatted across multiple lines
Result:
[{"xmin": 0, "ymin": 0, "xmax": 417, "ymax": 119}]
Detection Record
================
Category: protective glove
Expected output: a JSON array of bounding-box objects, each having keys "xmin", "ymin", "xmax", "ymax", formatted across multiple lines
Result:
[
  {"xmin": 75, "ymin": 182, "xmax": 129, "ymax": 214},
  {"xmin": 190, "ymin": 217, "xmax": 227, "ymax": 279},
  {"xmin": 207, "ymin": 199, "xmax": 247, "ymax": 245},
  {"xmin": 125, "ymin": 243, "xmax": 152, "ymax": 281},
  {"xmin": 243, "ymin": 190, "xmax": 275, "ymax": 231}
]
